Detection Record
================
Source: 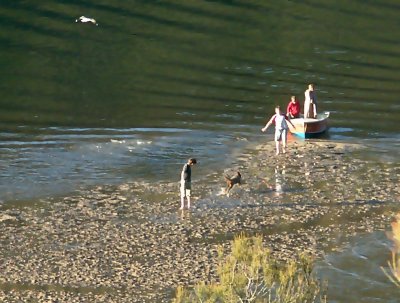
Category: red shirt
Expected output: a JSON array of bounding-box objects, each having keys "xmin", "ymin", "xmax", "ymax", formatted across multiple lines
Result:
[{"xmin": 287, "ymin": 101, "xmax": 300, "ymax": 117}]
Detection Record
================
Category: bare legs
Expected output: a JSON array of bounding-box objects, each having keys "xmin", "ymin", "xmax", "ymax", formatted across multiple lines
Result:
[
  {"xmin": 304, "ymin": 101, "xmax": 317, "ymax": 118},
  {"xmin": 275, "ymin": 141, "xmax": 287, "ymax": 155},
  {"xmin": 304, "ymin": 100, "xmax": 311, "ymax": 118},
  {"xmin": 275, "ymin": 130, "xmax": 287, "ymax": 155},
  {"xmin": 180, "ymin": 196, "xmax": 191, "ymax": 209},
  {"xmin": 180, "ymin": 185, "xmax": 191, "ymax": 209},
  {"xmin": 312, "ymin": 103, "xmax": 317, "ymax": 118},
  {"xmin": 282, "ymin": 130, "xmax": 287, "ymax": 154}
]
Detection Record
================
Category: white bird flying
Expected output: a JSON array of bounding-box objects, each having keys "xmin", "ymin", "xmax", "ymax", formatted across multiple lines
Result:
[{"xmin": 75, "ymin": 16, "xmax": 98, "ymax": 26}]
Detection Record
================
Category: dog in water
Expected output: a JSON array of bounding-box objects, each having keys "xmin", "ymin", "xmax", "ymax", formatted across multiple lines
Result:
[{"xmin": 224, "ymin": 172, "xmax": 241, "ymax": 194}]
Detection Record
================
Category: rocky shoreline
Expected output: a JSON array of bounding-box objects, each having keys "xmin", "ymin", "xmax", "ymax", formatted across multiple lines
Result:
[{"xmin": 0, "ymin": 140, "xmax": 399, "ymax": 302}]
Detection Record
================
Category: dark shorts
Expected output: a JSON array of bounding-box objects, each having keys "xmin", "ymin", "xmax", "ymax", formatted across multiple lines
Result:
[
  {"xmin": 180, "ymin": 181, "xmax": 191, "ymax": 197},
  {"xmin": 275, "ymin": 129, "xmax": 287, "ymax": 141}
]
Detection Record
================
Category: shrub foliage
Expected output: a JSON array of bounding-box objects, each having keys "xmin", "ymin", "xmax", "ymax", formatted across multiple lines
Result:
[
  {"xmin": 174, "ymin": 234, "xmax": 327, "ymax": 303},
  {"xmin": 383, "ymin": 213, "xmax": 400, "ymax": 287}
]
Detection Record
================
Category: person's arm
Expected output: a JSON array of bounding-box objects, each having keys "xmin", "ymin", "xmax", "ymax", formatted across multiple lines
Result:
[
  {"xmin": 286, "ymin": 103, "xmax": 291, "ymax": 116},
  {"xmin": 181, "ymin": 164, "xmax": 187, "ymax": 181},
  {"xmin": 285, "ymin": 115, "xmax": 296, "ymax": 129},
  {"xmin": 261, "ymin": 115, "xmax": 275, "ymax": 132}
]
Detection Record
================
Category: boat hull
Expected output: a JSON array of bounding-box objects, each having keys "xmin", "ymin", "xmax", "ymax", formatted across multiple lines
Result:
[{"xmin": 288, "ymin": 112, "xmax": 330, "ymax": 138}]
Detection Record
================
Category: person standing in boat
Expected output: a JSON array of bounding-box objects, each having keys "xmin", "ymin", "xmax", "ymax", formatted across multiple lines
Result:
[
  {"xmin": 261, "ymin": 106, "xmax": 295, "ymax": 155},
  {"xmin": 286, "ymin": 95, "xmax": 301, "ymax": 119},
  {"xmin": 304, "ymin": 83, "xmax": 317, "ymax": 118}
]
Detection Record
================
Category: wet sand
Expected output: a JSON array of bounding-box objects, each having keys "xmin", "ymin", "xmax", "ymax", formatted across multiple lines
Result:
[{"xmin": 0, "ymin": 140, "xmax": 399, "ymax": 302}]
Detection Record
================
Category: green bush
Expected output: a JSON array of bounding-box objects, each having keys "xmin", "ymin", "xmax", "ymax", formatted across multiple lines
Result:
[
  {"xmin": 173, "ymin": 234, "xmax": 327, "ymax": 303},
  {"xmin": 382, "ymin": 213, "xmax": 400, "ymax": 287}
]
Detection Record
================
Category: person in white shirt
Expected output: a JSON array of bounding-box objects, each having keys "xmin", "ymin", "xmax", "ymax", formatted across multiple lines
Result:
[
  {"xmin": 261, "ymin": 106, "xmax": 295, "ymax": 155},
  {"xmin": 304, "ymin": 83, "xmax": 317, "ymax": 118}
]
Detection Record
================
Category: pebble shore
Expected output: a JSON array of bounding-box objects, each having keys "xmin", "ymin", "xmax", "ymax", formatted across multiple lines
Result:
[{"xmin": 0, "ymin": 140, "xmax": 399, "ymax": 302}]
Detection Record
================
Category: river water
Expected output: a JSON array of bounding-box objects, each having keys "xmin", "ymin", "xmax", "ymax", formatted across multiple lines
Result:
[{"xmin": 1, "ymin": 0, "xmax": 399, "ymax": 301}]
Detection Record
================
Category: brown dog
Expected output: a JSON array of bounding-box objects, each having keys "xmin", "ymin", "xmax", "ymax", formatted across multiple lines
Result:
[{"xmin": 224, "ymin": 172, "xmax": 241, "ymax": 194}]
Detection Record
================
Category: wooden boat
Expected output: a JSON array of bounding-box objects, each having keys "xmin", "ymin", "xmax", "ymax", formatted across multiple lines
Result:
[{"xmin": 287, "ymin": 111, "xmax": 330, "ymax": 138}]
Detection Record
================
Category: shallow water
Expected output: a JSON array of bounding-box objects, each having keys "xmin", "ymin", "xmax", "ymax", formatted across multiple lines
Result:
[
  {"xmin": 0, "ymin": 127, "xmax": 250, "ymax": 202},
  {"xmin": 318, "ymin": 232, "xmax": 398, "ymax": 303}
]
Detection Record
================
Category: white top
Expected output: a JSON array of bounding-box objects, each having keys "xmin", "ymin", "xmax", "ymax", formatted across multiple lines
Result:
[
  {"xmin": 275, "ymin": 114, "xmax": 288, "ymax": 130},
  {"xmin": 305, "ymin": 89, "xmax": 317, "ymax": 104}
]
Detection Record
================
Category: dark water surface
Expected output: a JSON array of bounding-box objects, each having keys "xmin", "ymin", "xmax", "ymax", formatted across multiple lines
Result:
[{"xmin": 1, "ymin": 0, "xmax": 399, "ymax": 301}]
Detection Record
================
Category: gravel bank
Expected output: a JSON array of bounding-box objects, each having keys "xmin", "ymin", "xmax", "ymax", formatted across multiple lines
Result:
[{"xmin": 0, "ymin": 140, "xmax": 399, "ymax": 302}]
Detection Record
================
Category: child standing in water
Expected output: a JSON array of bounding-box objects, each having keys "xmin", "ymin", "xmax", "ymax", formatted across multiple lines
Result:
[
  {"xmin": 261, "ymin": 106, "xmax": 295, "ymax": 155},
  {"xmin": 180, "ymin": 158, "xmax": 197, "ymax": 209}
]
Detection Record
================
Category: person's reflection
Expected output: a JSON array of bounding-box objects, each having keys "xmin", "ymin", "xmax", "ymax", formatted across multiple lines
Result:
[
  {"xmin": 180, "ymin": 208, "xmax": 192, "ymax": 220},
  {"xmin": 304, "ymin": 162, "xmax": 312, "ymax": 184},
  {"xmin": 274, "ymin": 165, "xmax": 285, "ymax": 196},
  {"xmin": 260, "ymin": 165, "xmax": 286, "ymax": 195}
]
